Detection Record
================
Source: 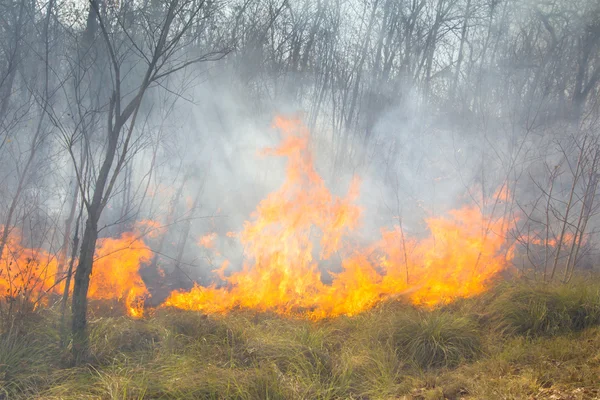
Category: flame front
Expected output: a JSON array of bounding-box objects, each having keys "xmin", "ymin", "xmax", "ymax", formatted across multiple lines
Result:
[
  {"xmin": 0, "ymin": 116, "xmax": 519, "ymax": 319},
  {"xmin": 164, "ymin": 116, "xmax": 514, "ymax": 319}
]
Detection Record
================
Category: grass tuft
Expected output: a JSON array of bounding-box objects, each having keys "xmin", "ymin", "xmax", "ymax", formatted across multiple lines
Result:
[
  {"xmin": 392, "ymin": 310, "xmax": 482, "ymax": 369},
  {"xmin": 489, "ymin": 281, "xmax": 600, "ymax": 336}
]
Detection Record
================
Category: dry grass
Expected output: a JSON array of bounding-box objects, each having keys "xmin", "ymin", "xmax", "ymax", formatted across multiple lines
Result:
[{"xmin": 2, "ymin": 278, "xmax": 600, "ymax": 399}]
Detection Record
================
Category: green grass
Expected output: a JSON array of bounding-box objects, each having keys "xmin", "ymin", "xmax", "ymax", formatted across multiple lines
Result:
[
  {"xmin": 392, "ymin": 310, "xmax": 482, "ymax": 369},
  {"xmin": 2, "ymin": 278, "xmax": 600, "ymax": 399},
  {"xmin": 488, "ymin": 280, "xmax": 600, "ymax": 336}
]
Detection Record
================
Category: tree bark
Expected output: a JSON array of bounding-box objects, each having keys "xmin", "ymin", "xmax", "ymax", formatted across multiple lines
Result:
[
  {"xmin": 71, "ymin": 217, "xmax": 99, "ymax": 363},
  {"xmin": 71, "ymin": 121, "xmax": 121, "ymax": 362}
]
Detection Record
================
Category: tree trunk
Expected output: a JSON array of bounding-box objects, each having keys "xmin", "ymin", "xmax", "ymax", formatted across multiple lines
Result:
[
  {"xmin": 147, "ymin": 174, "xmax": 188, "ymax": 274},
  {"xmin": 60, "ymin": 206, "xmax": 82, "ymax": 348},
  {"xmin": 173, "ymin": 181, "xmax": 204, "ymax": 289},
  {"xmin": 71, "ymin": 125, "xmax": 120, "ymax": 362},
  {"xmin": 0, "ymin": 112, "xmax": 45, "ymax": 260},
  {"xmin": 71, "ymin": 217, "xmax": 99, "ymax": 363},
  {"xmin": 0, "ymin": 0, "xmax": 26, "ymax": 124}
]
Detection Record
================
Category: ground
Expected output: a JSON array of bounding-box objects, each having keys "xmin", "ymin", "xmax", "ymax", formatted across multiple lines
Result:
[{"xmin": 2, "ymin": 279, "xmax": 600, "ymax": 399}]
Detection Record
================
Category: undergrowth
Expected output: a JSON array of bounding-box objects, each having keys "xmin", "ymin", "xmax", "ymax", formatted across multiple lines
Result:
[{"xmin": 1, "ymin": 278, "xmax": 600, "ymax": 399}]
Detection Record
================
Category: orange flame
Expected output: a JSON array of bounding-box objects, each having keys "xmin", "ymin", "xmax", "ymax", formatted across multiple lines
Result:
[
  {"xmin": 163, "ymin": 116, "xmax": 515, "ymax": 319},
  {"xmin": 198, "ymin": 233, "xmax": 218, "ymax": 249},
  {"xmin": 0, "ymin": 228, "xmax": 59, "ymax": 303},
  {"xmin": 524, "ymin": 232, "xmax": 576, "ymax": 248},
  {"xmin": 493, "ymin": 185, "xmax": 511, "ymax": 203},
  {"xmin": 0, "ymin": 225, "xmax": 154, "ymax": 317},
  {"xmin": 89, "ymin": 232, "xmax": 153, "ymax": 318},
  {"xmin": 0, "ymin": 116, "xmax": 522, "ymax": 320}
]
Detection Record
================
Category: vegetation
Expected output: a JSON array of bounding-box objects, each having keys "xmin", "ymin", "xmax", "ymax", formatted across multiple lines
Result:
[
  {"xmin": 1, "ymin": 278, "xmax": 600, "ymax": 399},
  {"xmin": 1, "ymin": 0, "xmax": 600, "ymax": 364},
  {"xmin": 392, "ymin": 310, "xmax": 482, "ymax": 369},
  {"xmin": 489, "ymin": 280, "xmax": 600, "ymax": 336},
  {"xmin": 1, "ymin": 0, "xmax": 600, "ymax": 394}
]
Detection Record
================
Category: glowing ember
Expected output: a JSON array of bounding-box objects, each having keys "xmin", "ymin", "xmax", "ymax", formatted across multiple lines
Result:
[{"xmin": 163, "ymin": 116, "xmax": 516, "ymax": 319}]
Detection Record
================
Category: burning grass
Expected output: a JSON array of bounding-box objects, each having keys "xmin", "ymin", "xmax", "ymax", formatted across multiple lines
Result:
[
  {"xmin": 2, "ymin": 278, "xmax": 600, "ymax": 399},
  {"xmin": 163, "ymin": 116, "xmax": 515, "ymax": 319},
  {"xmin": 1, "ymin": 115, "xmax": 517, "ymax": 323}
]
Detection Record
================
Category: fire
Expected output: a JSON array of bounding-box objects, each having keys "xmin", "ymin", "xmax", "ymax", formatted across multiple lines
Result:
[
  {"xmin": 136, "ymin": 219, "xmax": 164, "ymax": 238},
  {"xmin": 493, "ymin": 184, "xmax": 511, "ymax": 203},
  {"xmin": 524, "ymin": 232, "xmax": 575, "ymax": 247},
  {"xmin": 0, "ymin": 228, "xmax": 59, "ymax": 303},
  {"xmin": 0, "ymin": 116, "xmax": 527, "ymax": 320},
  {"xmin": 163, "ymin": 116, "xmax": 515, "ymax": 319},
  {"xmin": 0, "ymin": 226, "xmax": 154, "ymax": 317},
  {"xmin": 88, "ymin": 232, "xmax": 153, "ymax": 317},
  {"xmin": 377, "ymin": 206, "xmax": 511, "ymax": 308},
  {"xmin": 198, "ymin": 233, "xmax": 217, "ymax": 249}
]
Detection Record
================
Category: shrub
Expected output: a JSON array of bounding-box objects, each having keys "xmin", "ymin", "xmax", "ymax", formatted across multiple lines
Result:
[{"xmin": 392, "ymin": 311, "xmax": 481, "ymax": 369}]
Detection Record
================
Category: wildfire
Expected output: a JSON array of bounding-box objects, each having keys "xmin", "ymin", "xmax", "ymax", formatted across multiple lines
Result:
[
  {"xmin": 0, "ymin": 116, "xmax": 531, "ymax": 320},
  {"xmin": 0, "ymin": 227, "xmax": 154, "ymax": 317},
  {"xmin": 163, "ymin": 116, "xmax": 515, "ymax": 319},
  {"xmin": 88, "ymin": 232, "xmax": 153, "ymax": 317},
  {"xmin": 493, "ymin": 184, "xmax": 511, "ymax": 203},
  {"xmin": 524, "ymin": 232, "xmax": 575, "ymax": 248},
  {"xmin": 0, "ymin": 229, "xmax": 59, "ymax": 303}
]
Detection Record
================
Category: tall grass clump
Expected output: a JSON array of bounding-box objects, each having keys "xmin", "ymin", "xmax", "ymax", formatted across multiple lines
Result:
[
  {"xmin": 391, "ymin": 310, "xmax": 481, "ymax": 369},
  {"xmin": 489, "ymin": 280, "xmax": 600, "ymax": 337},
  {"xmin": 0, "ymin": 321, "xmax": 60, "ymax": 398},
  {"xmin": 0, "ymin": 333, "xmax": 42, "ymax": 391}
]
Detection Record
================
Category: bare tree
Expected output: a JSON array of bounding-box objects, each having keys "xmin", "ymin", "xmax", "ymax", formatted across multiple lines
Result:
[{"xmin": 65, "ymin": 0, "xmax": 229, "ymax": 362}]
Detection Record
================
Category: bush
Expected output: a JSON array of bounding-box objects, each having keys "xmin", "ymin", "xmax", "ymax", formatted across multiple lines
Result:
[{"xmin": 392, "ymin": 311, "xmax": 481, "ymax": 369}]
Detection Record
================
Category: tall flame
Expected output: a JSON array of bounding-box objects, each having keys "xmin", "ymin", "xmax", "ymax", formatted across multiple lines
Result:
[
  {"xmin": 0, "ymin": 116, "xmax": 521, "ymax": 319},
  {"xmin": 164, "ymin": 116, "xmax": 514, "ymax": 319},
  {"xmin": 88, "ymin": 232, "xmax": 153, "ymax": 317}
]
